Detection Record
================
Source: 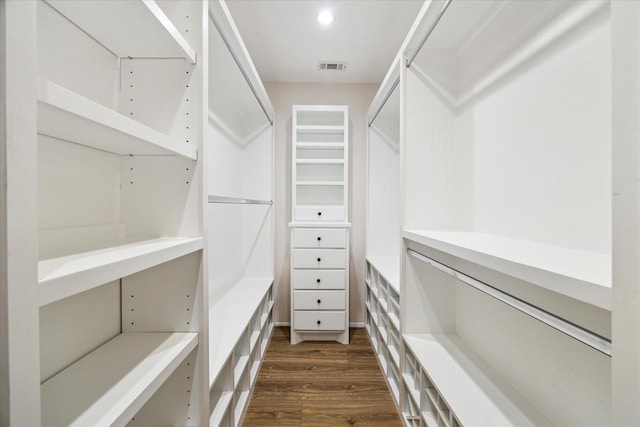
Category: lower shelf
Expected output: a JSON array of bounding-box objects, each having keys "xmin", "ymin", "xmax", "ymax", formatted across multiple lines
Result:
[
  {"xmin": 41, "ymin": 332, "xmax": 198, "ymax": 427},
  {"xmin": 210, "ymin": 391, "xmax": 233, "ymax": 426},
  {"xmin": 404, "ymin": 334, "xmax": 551, "ymax": 426}
]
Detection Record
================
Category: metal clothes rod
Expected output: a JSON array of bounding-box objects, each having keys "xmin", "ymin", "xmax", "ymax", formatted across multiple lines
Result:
[
  {"xmin": 208, "ymin": 11, "xmax": 273, "ymax": 126},
  {"xmin": 405, "ymin": 0, "xmax": 453, "ymax": 68},
  {"xmin": 368, "ymin": 76, "xmax": 400, "ymax": 127},
  {"xmin": 208, "ymin": 195, "xmax": 272, "ymax": 205},
  {"xmin": 407, "ymin": 249, "xmax": 612, "ymax": 357}
]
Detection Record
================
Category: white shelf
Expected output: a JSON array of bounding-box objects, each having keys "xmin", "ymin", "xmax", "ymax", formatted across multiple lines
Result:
[
  {"xmin": 366, "ymin": 256, "xmax": 400, "ymax": 293},
  {"xmin": 296, "ymin": 125, "xmax": 344, "ymax": 134},
  {"xmin": 209, "ymin": 277, "xmax": 273, "ymax": 388},
  {"xmin": 234, "ymin": 355, "xmax": 250, "ymax": 387},
  {"xmin": 296, "ymin": 159, "xmax": 345, "ymax": 165},
  {"xmin": 296, "ymin": 181, "xmax": 344, "ymax": 186},
  {"xmin": 44, "ymin": 0, "xmax": 196, "ymax": 63},
  {"xmin": 41, "ymin": 332, "xmax": 198, "ymax": 427},
  {"xmin": 403, "ymin": 230, "xmax": 611, "ymax": 310},
  {"xmin": 296, "ymin": 142, "xmax": 344, "ymax": 149},
  {"xmin": 389, "ymin": 312, "xmax": 400, "ymax": 332},
  {"xmin": 38, "ymin": 237, "xmax": 203, "ymax": 306},
  {"xmin": 404, "ymin": 334, "xmax": 552, "ymax": 426},
  {"xmin": 209, "ymin": 391, "xmax": 233, "ymax": 426},
  {"xmin": 37, "ymin": 78, "xmax": 197, "ymax": 160}
]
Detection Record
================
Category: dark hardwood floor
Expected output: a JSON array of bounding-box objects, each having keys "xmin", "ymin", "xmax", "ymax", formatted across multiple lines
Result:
[{"xmin": 242, "ymin": 327, "xmax": 402, "ymax": 426}]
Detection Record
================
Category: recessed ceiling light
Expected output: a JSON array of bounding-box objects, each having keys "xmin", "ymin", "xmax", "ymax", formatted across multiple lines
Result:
[{"xmin": 317, "ymin": 10, "xmax": 334, "ymax": 26}]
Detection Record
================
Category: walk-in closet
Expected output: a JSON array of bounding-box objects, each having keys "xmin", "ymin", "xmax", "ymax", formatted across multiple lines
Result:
[{"xmin": 2, "ymin": 0, "xmax": 639, "ymax": 426}]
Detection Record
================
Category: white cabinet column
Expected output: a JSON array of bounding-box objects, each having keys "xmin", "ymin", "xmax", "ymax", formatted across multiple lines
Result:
[
  {"xmin": 0, "ymin": 1, "xmax": 40, "ymax": 425},
  {"xmin": 612, "ymin": 1, "xmax": 640, "ymax": 424}
]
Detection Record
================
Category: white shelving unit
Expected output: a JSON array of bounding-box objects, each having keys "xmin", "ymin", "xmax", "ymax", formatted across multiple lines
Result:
[
  {"xmin": 365, "ymin": 56, "xmax": 403, "ymax": 416},
  {"xmin": 290, "ymin": 105, "xmax": 350, "ymax": 345},
  {"xmin": 207, "ymin": 1, "xmax": 275, "ymax": 425},
  {"xmin": 399, "ymin": 1, "xmax": 614, "ymax": 425},
  {"xmin": 29, "ymin": 0, "xmax": 208, "ymax": 425},
  {"xmin": 209, "ymin": 278, "xmax": 274, "ymax": 427},
  {"xmin": 366, "ymin": 258, "xmax": 401, "ymax": 408},
  {"xmin": 2, "ymin": 0, "xmax": 276, "ymax": 425}
]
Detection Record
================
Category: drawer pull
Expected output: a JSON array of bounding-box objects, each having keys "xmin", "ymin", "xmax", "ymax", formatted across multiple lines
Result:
[
  {"xmin": 316, "ymin": 278, "xmax": 321, "ymax": 283},
  {"xmin": 317, "ymin": 211, "xmax": 322, "ymax": 216},
  {"xmin": 317, "ymin": 236, "xmax": 322, "ymax": 241},
  {"xmin": 317, "ymin": 320, "xmax": 321, "ymax": 325},
  {"xmin": 317, "ymin": 257, "xmax": 321, "ymax": 262},
  {"xmin": 317, "ymin": 299, "xmax": 322, "ymax": 304}
]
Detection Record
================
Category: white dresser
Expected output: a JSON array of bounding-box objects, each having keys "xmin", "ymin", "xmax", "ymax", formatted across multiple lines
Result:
[{"xmin": 289, "ymin": 105, "xmax": 350, "ymax": 344}]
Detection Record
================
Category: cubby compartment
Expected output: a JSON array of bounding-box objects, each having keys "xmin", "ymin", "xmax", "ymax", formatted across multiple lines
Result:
[
  {"xmin": 233, "ymin": 369, "xmax": 251, "ymax": 423},
  {"xmin": 210, "ymin": 359, "xmax": 234, "ymax": 427}
]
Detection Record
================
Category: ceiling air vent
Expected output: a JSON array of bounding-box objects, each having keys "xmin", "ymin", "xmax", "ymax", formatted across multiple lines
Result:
[{"xmin": 318, "ymin": 61, "xmax": 347, "ymax": 71}]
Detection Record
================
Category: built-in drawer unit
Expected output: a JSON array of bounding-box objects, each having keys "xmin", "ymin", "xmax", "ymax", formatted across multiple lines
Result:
[
  {"xmin": 293, "ymin": 249, "xmax": 346, "ymax": 269},
  {"xmin": 294, "ymin": 206, "xmax": 345, "ymax": 222},
  {"xmin": 294, "ymin": 290, "xmax": 346, "ymax": 310},
  {"xmin": 293, "ymin": 228, "xmax": 347, "ymax": 248},
  {"xmin": 292, "ymin": 269, "xmax": 346, "ymax": 290},
  {"xmin": 294, "ymin": 311, "xmax": 346, "ymax": 331}
]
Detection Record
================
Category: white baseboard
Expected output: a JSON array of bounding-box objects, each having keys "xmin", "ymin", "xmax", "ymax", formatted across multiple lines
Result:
[{"xmin": 275, "ymin": 321, "xmax": 290, "ymax": 327}]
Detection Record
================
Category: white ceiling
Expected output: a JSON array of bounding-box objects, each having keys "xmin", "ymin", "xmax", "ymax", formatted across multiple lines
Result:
[{"xmin": 225, "ymin": 0, "xmax": 424, "ymax": 84}]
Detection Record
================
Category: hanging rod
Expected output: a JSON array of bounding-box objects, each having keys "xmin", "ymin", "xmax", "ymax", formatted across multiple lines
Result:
[
  {"xmin": 405, "ymin": 0, "xmax": 452, "ymax": 68},
  {"xmin": 208, "ymin": 11, "xmax": 273, "ymax": 126},
  {"xmin": 208, "ymin": 195, "xmax": 272, "ymax": 205},
  {"xmin": 368, "ymin": 76, "xmax": 400, "ymax": 127},
  {"xmin": 407, "ymin": 249, "xmax": 612, "ymax": 357}
]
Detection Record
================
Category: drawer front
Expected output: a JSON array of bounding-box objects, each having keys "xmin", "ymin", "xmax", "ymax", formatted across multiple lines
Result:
[
  {"xmin": 293, "ymin": 249, "xmax": 346, "ymax": 269},
  {"xmin": 295, "ymin": 206, "xmax": 345, "ymax": 222},
  {"xmin": 294, "ymin": 311, "xmax": 346, "ymax": 331},
  {"xmin": 292, "ymin": 269, "xmax": 346, "ymax": 290},
  {"xmin": 294, "ymin": 291, "xmax": 346, "ymax": 310},
  {"xmin": 293, "ymin": 228, "xmax": 347, "ymax": 248}
]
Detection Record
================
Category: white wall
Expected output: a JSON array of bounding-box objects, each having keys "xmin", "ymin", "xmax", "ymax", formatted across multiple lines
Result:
[{"xmin": 266, "ymin": 82, "xmax": 377, "ymax": 325}]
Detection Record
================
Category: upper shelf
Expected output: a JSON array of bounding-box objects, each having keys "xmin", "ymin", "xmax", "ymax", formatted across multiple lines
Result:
[
  {"xmin": 406, "ymin": 0, "xmax": 609, "ymax": 108},
  {"xmin": 296, "ymin": 142, "xmax": 345, "ymax": 149},
  {"xmin": 296, "ymin": 125, "xmax": 345, "ymax": 134},
  {"xmin": 41, "ymin": 332, "xmax": 198, "ymax": 427},
  {"xmin": 403, "ymin": 230, "xmax": 611, "ymax": 310},
  {"xmin": 39, "ymin": 237, "xmax": 204, "ymax": 306},
  {"xmin": 44, "ymin": 0, "xmax": 196, "ymax": 63},
  {"xmin": 296, "ymin": 159, "xmax": 345, "ymax": 165},
  {"xmin": 37, "ymin": 78, "xmax": 197, "ymax": 160}
]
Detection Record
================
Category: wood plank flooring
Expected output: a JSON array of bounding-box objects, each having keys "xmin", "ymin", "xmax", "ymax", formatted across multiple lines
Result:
[{"xmin": 242, "ymin": 327, "xmax": 402, "ymax": 426}]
